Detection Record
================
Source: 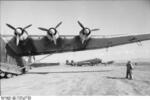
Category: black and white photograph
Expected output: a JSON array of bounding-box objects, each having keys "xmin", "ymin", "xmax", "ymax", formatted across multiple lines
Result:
[{"xmin": 0, "ymin": 0, "xmax": 150, "ymax": 96}]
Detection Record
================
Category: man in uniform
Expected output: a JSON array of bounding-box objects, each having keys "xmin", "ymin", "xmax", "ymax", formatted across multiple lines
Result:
[{"xmin": 126, "ymin": 61, "xmax": 133, "ymax": 80}]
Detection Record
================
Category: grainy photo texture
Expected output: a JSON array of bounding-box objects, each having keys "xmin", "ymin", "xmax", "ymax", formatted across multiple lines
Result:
[{"xmin": 0, "ymin": 0, "xmax": 150, "ymax": 96}]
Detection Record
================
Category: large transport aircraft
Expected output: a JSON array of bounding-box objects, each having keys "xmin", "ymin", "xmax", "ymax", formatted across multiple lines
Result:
[
  {"xmin": 66, "ymin": 58, "xmax": 102, "ymax": 66},
  {"xmin": 1, "ymin": 21, "xmax": 150, "ymax": 78}
]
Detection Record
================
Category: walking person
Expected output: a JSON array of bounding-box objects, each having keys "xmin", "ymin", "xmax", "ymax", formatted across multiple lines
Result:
[{"xmin": 126, "ymin": 61, "xmax": 133, "ymax": 80}]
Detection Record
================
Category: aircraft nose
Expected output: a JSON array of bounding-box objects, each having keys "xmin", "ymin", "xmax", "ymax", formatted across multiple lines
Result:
[
  {"xmin": 15, "ymin": 29, "xmax": 22, "ymax": 35},
  {"xmin": 84, "ymin": 29, "xmax": 90, "ymax": 35},
  {"xmin": 49, "ymin": 28, "xmax": 56, "ymax": 35}
]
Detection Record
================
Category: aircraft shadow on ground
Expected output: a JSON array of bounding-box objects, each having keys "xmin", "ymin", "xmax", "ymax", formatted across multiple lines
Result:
[
  {"xmin": 31, "ymin": 63, "xmax": 60, "ymax": 67},
  {"xmin": 106, "ymin": 76, "xmax": 126, "ymax": 80},
  {"xmin": 26, "ymin": 70, "xmax": 112, "ymax": 75}
]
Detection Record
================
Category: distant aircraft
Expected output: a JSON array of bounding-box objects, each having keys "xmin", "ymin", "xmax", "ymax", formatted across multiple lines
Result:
[
  {"xmin": 66, "ymin": 58, "xmax": 102, "ymax": 66},
  {"xmin": 1, "ymin": 21, "xmax": 150, "ymax": 78}
]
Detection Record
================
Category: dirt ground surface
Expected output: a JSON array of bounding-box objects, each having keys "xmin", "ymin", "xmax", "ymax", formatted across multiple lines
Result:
[{"xmin": 1, "ymin": 64, "xmax": 150, "ymax": 96}]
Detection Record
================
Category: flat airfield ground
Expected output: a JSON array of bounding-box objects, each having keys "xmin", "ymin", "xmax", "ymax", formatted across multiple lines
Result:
[{"xmin": 1, "ymin": 63, "xmax": 150, "ymax": 96}]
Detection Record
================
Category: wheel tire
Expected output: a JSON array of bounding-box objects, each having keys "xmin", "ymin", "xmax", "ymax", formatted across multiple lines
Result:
[
  {"xmin": 0, "ymin": 72, "xmax": 6, "ymax": 77},
  {"xmin": 6, "ymin": 73, "xmax": 13, "ymax": 78}
]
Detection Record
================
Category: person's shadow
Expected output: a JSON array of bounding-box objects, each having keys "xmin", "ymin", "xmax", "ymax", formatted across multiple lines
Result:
[{"xmin": 106, "ymin": 76, "xmax": 126, "ymax": 79}]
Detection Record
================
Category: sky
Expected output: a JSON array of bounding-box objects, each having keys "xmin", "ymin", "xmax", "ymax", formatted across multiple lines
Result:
[{"xmin": 0, "ymin": 0, "xmax": 150, "ymax": 62}]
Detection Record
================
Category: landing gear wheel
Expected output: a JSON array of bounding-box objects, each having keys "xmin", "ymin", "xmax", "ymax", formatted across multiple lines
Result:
[
  {"xmin": 6, "ymin": 73, "xmax": 13, "ymax": 78},
  {"xmin": 0, "ymin": 72, "xmax": 6, "ymax": 78}
]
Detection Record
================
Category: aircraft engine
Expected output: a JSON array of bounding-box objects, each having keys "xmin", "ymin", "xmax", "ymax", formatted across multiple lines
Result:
[
  {"xmin": 77, "ymin": 21, "xmax": 100, "ymax": 44},
  {"xmin": 38, "ymin": 21, "xmax": 62, "ymax": 45},
  {"xmin": 47, "ymin": 28, "xmax": 59, "ymax": 45},
  {"xmin": 6, "ymin": 24, "xmax": 32, "ymax": 46}
]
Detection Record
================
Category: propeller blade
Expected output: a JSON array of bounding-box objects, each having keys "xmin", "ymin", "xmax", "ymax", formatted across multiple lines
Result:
[
  {"xmin": 53, "ymin": 36, "xmax": 57, "ymax": 45},
  {"xmin": 77, "ymin": 21, "xmax": 85, "ymax": 29},
  {"xmin": 6, "ymin": 24, "xmax": 16, "ymax": 30},
  {"xmin": 22, "ymin": 30, "xmax": 29, "ymax": 35},
  {"xmin": 91, "ymin": 28, "xmax": 100, "ymax": 32},
  {"xmin": 16, "ymin": 35, "xmax": 20, "ymax": 46},
  {"xmin": 55, "ymin": 21, "xmax": 62, "ymax": 29},
  {"xmin": 38, "ymin": 27, "xmax": 48, "ymax": 31},
  {"xmin": 24, "ymin": 24, "xmax": 32, "ymax": 29}
]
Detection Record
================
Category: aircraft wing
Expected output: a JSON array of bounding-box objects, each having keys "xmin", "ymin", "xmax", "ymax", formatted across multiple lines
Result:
[
  {"xmin": 5, "ymin": 33, "xmax": 150, "ymax": 56},
  {"xmin": 85, "ymin": 33, "xmax": 150, "ymax": 50}
]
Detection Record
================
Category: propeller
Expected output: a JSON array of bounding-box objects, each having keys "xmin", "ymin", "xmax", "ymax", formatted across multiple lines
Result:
[
  {"xmin": 38, "ymin": 21, "xmax": 62, "ymax": 32},
  {"xmin": 77, "ymin": 21, "xmax": 100, "ymax": 35},
  {"xmin": 6, "ymin": 24, "xmax": 32, "ymax": 46},
  {"xmin": 77, "ymin": 21, "xmax": 100, "ymax": 44},
  {"xmin": 38, "ymin": 21, "xmax": 62, "ymax": 45}
]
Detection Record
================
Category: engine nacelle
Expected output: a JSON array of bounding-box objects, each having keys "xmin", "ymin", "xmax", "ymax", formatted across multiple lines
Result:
[
  {"xmin": 79, "ymin": 28, "xmax": 91, "ymax": 44},
  {"xmin": 46, "ymin": 28, "xmax": 59, "ymax": 45}
]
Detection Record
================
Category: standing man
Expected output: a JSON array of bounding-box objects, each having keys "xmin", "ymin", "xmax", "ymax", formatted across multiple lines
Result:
[{"xmin": 126, "ymin": 61, "xmax": 133, "ymax": 80}]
